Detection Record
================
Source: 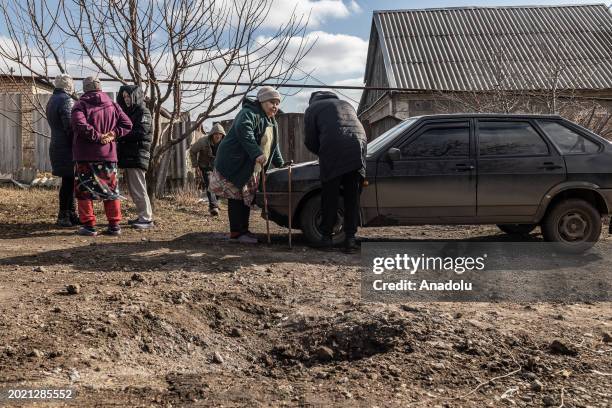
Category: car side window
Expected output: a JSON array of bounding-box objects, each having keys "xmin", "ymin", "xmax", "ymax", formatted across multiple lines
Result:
[
  {"xmin": 400, "ymin": 123, "xmax": 469, "ymax": 158},
  {"xmin": 478, "ymin": 121, "xmax": 549, "ymax": 157},
  {"xmin": 536, "ymin": 120, "xmax": 600, "ymax": 154}
]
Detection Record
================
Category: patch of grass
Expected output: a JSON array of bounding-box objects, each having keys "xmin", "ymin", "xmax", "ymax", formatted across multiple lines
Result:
[{"xmin": 167, "ymin": 182, "xmax": 204, "ymax": 208}]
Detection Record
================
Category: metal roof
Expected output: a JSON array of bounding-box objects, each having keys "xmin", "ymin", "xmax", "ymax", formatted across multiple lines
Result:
[{"xmin": 367, "ymin": 4, "xmax": 612, "ymax": 91}]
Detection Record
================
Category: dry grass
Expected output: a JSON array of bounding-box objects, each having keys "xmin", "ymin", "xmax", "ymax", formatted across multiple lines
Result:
[{"xmin": 166, "ymin": 181, "xmax": 205, "ymax": 207}]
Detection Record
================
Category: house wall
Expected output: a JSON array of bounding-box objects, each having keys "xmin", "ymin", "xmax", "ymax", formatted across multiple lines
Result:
[
  {"xmin": 0, "ymin": 77, "xmax": 52, "ymax": 180},
  {"xmin": 359, "ymin": 36, "xmax": 390, "ymax": 115},
  {"xmin": 361, "ymin": 90, "xmax": 612, "ymax": 141}
]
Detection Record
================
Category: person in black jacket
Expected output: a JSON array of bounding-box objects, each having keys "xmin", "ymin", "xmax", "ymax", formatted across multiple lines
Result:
[
  {"xmin": 304, "ymin": 91, "xmax": 367, "ymax": 253},
  {"xmin": 46, "ymin": 74, "xmax": 78, "ymax": 227},
  {"xmin": 116, "ymin": 85, "xmax": 154, "ymax": 229}
]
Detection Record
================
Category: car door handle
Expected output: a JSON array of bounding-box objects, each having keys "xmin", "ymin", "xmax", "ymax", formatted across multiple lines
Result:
[
  {"xmin": 455, "ymin": 163, "xmax": 475, "ymax": 172},
  {"xmin": 538, "ymin": 163, "xmax": 563, "ymax": 170}
]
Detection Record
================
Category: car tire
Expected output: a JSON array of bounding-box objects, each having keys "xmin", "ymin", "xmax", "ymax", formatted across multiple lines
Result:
[
  {"xmin": 497, "ymin": 224, "xmax": 537, "ymax": 236},
  {"xmin": 541, "ymin": 199, "xmax": 601, "ymax": 252},
  {"xmin": 299, "ymin": 194, "xmax": 346, "ymax": 246}
]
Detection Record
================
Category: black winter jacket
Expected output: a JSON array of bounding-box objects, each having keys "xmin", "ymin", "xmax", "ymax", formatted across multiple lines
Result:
[
  {"xmin": 304, "ymin": 91, "xmax": 367, "ymax": 182},
  {"xmin": 116, "ymin": 85, "xmax": 152, "ymax": 170},
  {"xmin": 46, "ymin": 89, "xmax": 75, "ymax": 177}
]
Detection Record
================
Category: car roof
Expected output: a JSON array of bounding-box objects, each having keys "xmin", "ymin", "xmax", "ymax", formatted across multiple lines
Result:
[{"xmin": 412, "ymin": 113, "xmax": 564, "ymax": 120}]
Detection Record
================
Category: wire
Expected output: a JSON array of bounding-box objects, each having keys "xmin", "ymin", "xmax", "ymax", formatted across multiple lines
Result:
[{"xmin": 43, "ymin": 76, "xmax": 423, "ymax": 92}]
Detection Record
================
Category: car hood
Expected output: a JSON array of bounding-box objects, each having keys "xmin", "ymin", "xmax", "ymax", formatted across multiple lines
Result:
[{"xmin": 265, "ymin": 160, "xmax": 320, "ymax": 192}]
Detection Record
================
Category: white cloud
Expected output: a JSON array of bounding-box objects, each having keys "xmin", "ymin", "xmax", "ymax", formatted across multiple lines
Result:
[
  {"xmin": 264, "ymin": 0, "xmax": 361, "ymax": 28},
  {"xmin": 258, "ymin": 30, "xmax": 367, "ymax": 79},
  {"xmin": 348, "ymin": 0, "xmax": 362, "ymax": 13},
  {"xmin": 289, "ymin": 76, "xmax": 363, "ymax": 112}
]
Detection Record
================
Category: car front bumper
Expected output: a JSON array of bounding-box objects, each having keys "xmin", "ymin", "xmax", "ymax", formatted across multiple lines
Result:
[{"xmin": 255, "ymin": 191, "xmax": 296, "ymax": 228}]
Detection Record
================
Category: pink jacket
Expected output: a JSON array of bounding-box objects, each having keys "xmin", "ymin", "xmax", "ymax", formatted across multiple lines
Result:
[{"xmin": 71, "ymin": 90, "xmax": 133, "ymax": 162}]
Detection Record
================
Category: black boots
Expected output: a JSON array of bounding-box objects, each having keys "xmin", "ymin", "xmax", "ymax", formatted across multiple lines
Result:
[
  {"xmin": 318, "ymin": 235, "xmax": 334, "ymax": 251},
  {"xmin": 69, "ymin": 211, "xmax": 80, "ymax": 226},
  {"xmin": 57, "ymin": 209, "xmax": 80, "ymax": 227},
  {"xmin": 342, "ymin": 236, "xmax": 359, "ymax": 254},
  {"xmin": 316, "ymin": 235, "xmax": 359, "ymax": 253},
  {"xmin": 56, "ymin": 210, "xmax": 72, "ymax": 228}
]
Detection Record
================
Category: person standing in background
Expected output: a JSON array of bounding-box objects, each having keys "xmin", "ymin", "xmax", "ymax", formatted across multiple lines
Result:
[
  {"xmin": 116, "ymin": 85, "xmax": 154, "ymax": 229},
  {"xmin": 71, "ymin": 76, "xmax": 132, "ymax": 236},
  {"xmin": 46, "ymin": 74, "xmax": 78, "ymax": 227}
]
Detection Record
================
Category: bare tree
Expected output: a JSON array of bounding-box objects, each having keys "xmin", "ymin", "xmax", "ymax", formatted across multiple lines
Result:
[
  {"xmin": 0, "ymin": 0, "xmax": 312, "ymax": 198},
  {"xmin": 434, "ymin": 36, "xmax": 612, "ymax": 139}
]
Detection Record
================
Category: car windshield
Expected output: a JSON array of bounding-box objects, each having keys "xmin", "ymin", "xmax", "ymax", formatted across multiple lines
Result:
[{"xmin": 367, "ymin": 118, "xmax": 418, "ymax": 157}]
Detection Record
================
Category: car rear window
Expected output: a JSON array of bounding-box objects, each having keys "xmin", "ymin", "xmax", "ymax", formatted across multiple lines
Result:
[
  {"xmin": 478, "ymin": 121, "xmax": 548, "ymax": 157},
  {"xmin": 536, "ymin": 120, "xmax": 600, "ymax": 154}
]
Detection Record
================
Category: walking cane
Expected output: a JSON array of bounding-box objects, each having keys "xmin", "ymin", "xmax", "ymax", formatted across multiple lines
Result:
[
  {"xmin": 261, "ymin": 168, "xmax": 271, "ymax": 244},
  {"xmin": 287, "ymin": 161, "xmax": 293, "ymax": 249}
]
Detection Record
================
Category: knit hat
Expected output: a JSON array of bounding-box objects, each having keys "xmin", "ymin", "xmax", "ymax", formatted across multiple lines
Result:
[
  {"xmin": 208, "ymin": 123, "xmax": 226, "ymax": 136},
  {"xmin": 257, "ymin": 86, "xmax": 281, "ymax": 103},
  {"xmin": 83, "ymin": 76, "xmax": 102, "ymax": 92},
  {"xmin": 54, "ymin": 74, "xmax": 74, "ymax": 93}
]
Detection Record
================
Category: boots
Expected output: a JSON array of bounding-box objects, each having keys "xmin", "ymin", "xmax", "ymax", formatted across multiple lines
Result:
[
  {"xmin": 342, "ymin": 235, "xmax": 359, "ymax": 254},
  {"xmin": 69, "ymin": 212, "xmax": 80, "ymax": 226},
  {"xmin": 56, "ymin": 210, "xmax": 72, "ymax": 228},
  {"xmin": 316, "ymin": 235, "xmax": 334, "ymax": 251},
  {"xmin": 68, "ymin": 201, "xmax": 80, "ymax": 225}
]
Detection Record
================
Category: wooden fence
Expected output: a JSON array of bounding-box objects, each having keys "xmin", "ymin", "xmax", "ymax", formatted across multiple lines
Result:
[
  {"xmin": 0, "ymin": 94, "xmax": 21, "ymax": 174},
  {"xmin": 0, "ymin": 92, "xmax": 191, "ymax": 188}
]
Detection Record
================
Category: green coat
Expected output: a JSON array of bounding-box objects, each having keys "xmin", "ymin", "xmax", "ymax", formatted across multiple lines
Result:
[{"xmin": 214, "ymin": 98, "xmax": 284, "ymax": 189}]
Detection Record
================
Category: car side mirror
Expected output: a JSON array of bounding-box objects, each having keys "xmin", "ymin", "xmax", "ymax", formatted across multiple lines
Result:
[{"xmin": 386, "ymin": 147, "xmax": 401, "ymax": 161}]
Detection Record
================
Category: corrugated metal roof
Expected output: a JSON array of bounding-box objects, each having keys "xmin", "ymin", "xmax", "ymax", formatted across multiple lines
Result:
[{"xmin": 369, "ymin": 4, "xmax": 612, "ymax": 91}]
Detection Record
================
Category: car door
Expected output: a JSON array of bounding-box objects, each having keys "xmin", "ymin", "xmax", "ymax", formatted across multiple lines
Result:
[
  {"xmin": 476, "ymin": 119, "xmax": 566, "ymax": 217},
  {"xmin": 376, "ymin": 119, "xmax": 476, "ymax": 221}
]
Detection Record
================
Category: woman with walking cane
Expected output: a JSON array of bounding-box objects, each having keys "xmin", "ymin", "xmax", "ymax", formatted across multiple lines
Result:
[{"xmin": 209, "ymin": 86, "xmax": 285, "ymax": 244}]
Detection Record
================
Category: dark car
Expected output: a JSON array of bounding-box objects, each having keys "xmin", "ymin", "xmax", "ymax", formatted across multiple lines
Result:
[{"xmin": 257, "ymin": 114, "xmax": 612, "ymax": 252}]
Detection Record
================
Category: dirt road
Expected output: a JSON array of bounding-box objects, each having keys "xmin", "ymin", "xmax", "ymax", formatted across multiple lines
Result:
[{"xmin": 0, "ymin": 187, "xmax": 610, "ymax": 407}]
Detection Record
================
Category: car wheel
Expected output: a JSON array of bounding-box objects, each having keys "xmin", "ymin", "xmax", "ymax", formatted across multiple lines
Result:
[
  {"xmin": 497, "ymin": 224, "xmax": 537, "ymax": 235},
  {"xmin": 299, "ymin": 194, "xmax": 346, "ymax": 246},
  {"xmin": 541, "ymin": 199, "xmax": 601, "ymax": 252}
]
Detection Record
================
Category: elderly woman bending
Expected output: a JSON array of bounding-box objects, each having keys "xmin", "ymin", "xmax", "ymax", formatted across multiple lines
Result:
[{"xmin": 209, "ymin": 86, "xmax": 284, "ymax": 244}]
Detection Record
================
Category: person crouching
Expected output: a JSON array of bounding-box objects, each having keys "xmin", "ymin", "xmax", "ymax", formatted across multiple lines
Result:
[{"xmin": 189, "ymin": 123, "xmax": 226, "ymax": 216}]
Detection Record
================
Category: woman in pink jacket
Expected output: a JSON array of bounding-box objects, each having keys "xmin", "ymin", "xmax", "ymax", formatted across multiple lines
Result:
[{"xmin": 71, "ymin": 76, "xmax": 132, "ymax": 236}]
